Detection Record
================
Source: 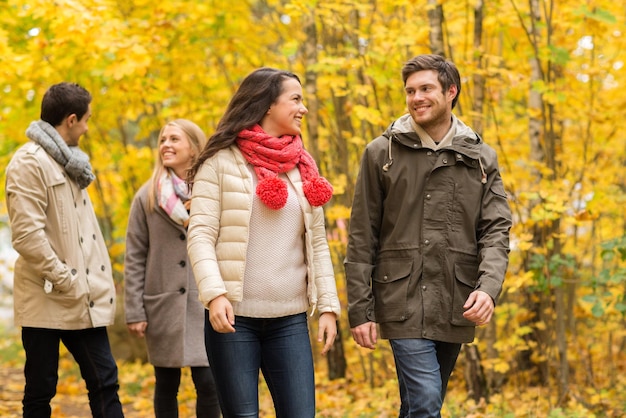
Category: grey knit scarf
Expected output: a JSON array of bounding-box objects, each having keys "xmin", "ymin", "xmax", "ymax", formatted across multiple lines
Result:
[{"xmin": 26, "ymin": 120, "xmax": 95, "ymax": 189}]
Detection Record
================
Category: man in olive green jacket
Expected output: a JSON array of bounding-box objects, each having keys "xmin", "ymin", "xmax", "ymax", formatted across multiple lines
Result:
[
  {"xmin": 345, "ymin": 55, "xmax": 512, "ymax": 417},
  {"xmin": 5, "ymin": 82, "xmax": 124, "ymax": 418}
]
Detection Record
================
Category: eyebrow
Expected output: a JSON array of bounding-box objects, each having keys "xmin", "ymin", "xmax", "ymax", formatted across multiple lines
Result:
[{"xmin": 405, "ymin": 83, "xmax": 437, "ymax": 91}]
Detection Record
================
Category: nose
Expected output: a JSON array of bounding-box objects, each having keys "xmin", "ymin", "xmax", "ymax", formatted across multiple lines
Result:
[
  {"xmin": 411, "ymin": 90, "xmax": 430, "ymax": 101},
  {"xmin": 300, "ymin": 103, "xmax": 308, "ymax": 114}
]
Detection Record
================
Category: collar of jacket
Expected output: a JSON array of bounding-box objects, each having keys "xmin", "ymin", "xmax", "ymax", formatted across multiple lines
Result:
[{"xmin": 384, "ymin": 113, "xmax": 483, "ymax": 160}]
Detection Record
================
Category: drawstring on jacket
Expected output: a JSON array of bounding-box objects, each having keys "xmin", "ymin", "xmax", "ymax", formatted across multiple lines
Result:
[
  {"xmin": 381, "ymin": 128, "xmax": 488, "ymax": 184},
  {"xmin": 382, "ymin": 134, "xmax": 394, "ymax": 172},
  {"xmin": 478, "ymin": 158, "xmax": 487, "ymax": 184},
  {"xmin": 382, "ymin": 122, "xmax": 395, "ymax": 172}
]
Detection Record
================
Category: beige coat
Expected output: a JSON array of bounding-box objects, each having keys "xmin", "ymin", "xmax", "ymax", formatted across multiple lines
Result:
[
  {"xmin": 187, "ymin": 146, "xmax": 341, "ymax": 318},
  {"xmin": 5, "ymin": 141, "xmax": 116, "ymax": 329}
]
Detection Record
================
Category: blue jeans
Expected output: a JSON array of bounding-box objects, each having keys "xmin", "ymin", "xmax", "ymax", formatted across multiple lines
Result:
[
  {"xmin": 153, "ymin": 366, "xmax": 221, "ymax": 418},
  {"xmin": 205, "ymin": 312, "xmax": 315, "ymax": 418},
  {"xmin": 21, "ymin": 327, "xmax": 124, "ymax": 418},
  {"xmin": 389, "ymin": 338, "xmax": 462, "ymax": 418}
]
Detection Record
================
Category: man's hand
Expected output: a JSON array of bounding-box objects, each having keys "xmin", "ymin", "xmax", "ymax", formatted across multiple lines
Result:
[
  {"xmin": 350, "ymin": 321, "xmax": 377, "ymax": 350},
  {"xmin": 208, "ymin": 295, "xmax": 236, "ymax": 333},
  {"xmin": 463, "ymin": 290, "xmax": 495, "ymax": 326},
  {"xmin": 318, "ymin": 312, "xmax": 338, "ymax": 355}
]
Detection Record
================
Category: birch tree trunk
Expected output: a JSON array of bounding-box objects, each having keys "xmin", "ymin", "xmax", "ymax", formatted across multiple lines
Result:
[{"xmin": 522, "ymin": 0, "xmax": 569, "ymax": 399}]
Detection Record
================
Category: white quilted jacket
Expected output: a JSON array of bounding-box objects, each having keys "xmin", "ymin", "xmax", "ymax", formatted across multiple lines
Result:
[{"xmin": 187, "ymin": 145, "xmax": 341, "ymax": 317}]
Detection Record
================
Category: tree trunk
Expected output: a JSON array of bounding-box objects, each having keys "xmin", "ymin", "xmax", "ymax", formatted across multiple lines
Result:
[
  {"xmin": 301, "ymin": 7, "xmax": 347, "ymax": 380},
  {"xmin": 471, "ymin": 0, "xmax": 484, "ymax": 134},
  {"xmin": 518, "ymin": 0, "xmax": 569, "ymax": 399},
  {"xmin": 427, "ymin": 0, "xmax": 445, "ymax": 56},
  {"xmin": 463, "ymin": 344, "xmax": 488, "ymax": 402},
  {"xmin": 327, "ymin": 320, "xmax": 347, "ymax": 380}
]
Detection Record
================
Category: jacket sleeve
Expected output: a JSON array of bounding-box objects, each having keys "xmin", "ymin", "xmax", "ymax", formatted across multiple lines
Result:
[
  {"xmin": 344, "ymin": 142, "xmax": 385, "ymax": 328},
  {"xmin": 124, "ymin": 187, "xmax": 150, "ymax": 323},
  {"xmin": 5, "ymin": 150, "xmax": 74, "ymax": 292},
  {"xmin": 310, "ymin": 205, "xmax": 341, "ymax": 317},
  {"xmin": 476, "ymin": 146, "xmax": 513, "ymax": 304},
  {"xmin": 187, "ymin": 160, "xmax": 227, "ymax": 308}
]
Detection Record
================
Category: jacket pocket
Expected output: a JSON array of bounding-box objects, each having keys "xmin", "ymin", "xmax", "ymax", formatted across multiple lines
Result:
[
  {"xmin": 450, "ymin": 261, "xmax": 479, "ymax": 326},
  {"xmin": 48, "ymin": 269, "xmax": 86, "ymax": 309},
  {"xmin": 48, "ymin": 174, "xmax": 70, "ymax": 235},
  {"xmin": 372, "ymin": 258, "xmax": 413, "ymax": 323}
]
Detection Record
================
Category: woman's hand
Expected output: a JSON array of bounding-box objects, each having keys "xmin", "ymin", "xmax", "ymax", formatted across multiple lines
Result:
[
  {"xmin": 127, "ymin": 321, "xmax": 148, "ymax": 338},
  {"xmin": 318, "ymin": 312, "xmax": 338, "ymax": 355},
  {"xmin": 208, "ymin": 295, "xmax": 236, "ymax": 333}
]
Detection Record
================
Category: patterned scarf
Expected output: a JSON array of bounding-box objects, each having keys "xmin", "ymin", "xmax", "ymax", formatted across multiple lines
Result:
[
  {"xmin": 25, "ymin": 120, "xmax": 95, "ymax": 189},
  {"xmin": 236, "ymin": 124, "xmax": 333, "ymax": 210},
  {"xmin": 157, "ymin": 169, "xmax": 191, "ymax": 227}
]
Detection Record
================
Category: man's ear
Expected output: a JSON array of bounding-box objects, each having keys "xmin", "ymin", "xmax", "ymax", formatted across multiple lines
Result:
[
  {"xmin": 448, "ymin": 85, "xmax": 458, "ymax": 102},
  {"xmin": 66, "ymin": 113, "xmax": 77, "ymax": 127}
]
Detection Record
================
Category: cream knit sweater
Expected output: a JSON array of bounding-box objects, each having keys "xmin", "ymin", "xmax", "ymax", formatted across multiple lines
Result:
[{"xmin": 233, "ymin": 172, "xmax": 309, "ymax": 317}]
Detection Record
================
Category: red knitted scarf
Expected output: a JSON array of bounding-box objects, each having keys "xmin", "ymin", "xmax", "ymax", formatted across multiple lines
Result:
[{"xmin": 236, "ymin": 124, "xmax": 333, "ymax": 210}]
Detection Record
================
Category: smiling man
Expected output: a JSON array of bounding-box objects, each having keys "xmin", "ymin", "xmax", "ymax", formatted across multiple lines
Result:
[
  {"xmin": 345, "ymin": 54, "xmax": 513, "ymax": 417},
  {"xmin": 5, "ymin": 82, "xmax": 124, "ymax": 418}
]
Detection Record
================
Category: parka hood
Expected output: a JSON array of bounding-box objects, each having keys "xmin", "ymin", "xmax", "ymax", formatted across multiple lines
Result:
[
  {"xmin": 380, "ymin": 113, "xmax": 486, "ymax": 182},
  {"xmin": 385, "ymin": 114, "xmax": 481, "ymax": 147}
]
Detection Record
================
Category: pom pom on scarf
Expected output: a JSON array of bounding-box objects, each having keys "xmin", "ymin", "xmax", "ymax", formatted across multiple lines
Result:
[
  {"xmin": 256, "ymin": 176, "xmax": 288, "ymax": 210},
  {"xmin": 303, "ymin": 177, "xmax": 333, "ymax": 207}
]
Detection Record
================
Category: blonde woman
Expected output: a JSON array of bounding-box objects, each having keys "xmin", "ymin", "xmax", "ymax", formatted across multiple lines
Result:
[{"xmin": 124, "ymin": 119, "xmax": 220, "ymax": 417}]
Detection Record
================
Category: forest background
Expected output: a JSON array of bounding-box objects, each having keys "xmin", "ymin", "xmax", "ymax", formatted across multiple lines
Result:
[{"xmin": 0, "ymin": 0, "xmax": 625, "ymax": 417}]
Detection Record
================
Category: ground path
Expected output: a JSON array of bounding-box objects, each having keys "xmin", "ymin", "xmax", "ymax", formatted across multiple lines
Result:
[{"xmin": 0, "ymin": 365, "xmax": 146, "ymax": 417}]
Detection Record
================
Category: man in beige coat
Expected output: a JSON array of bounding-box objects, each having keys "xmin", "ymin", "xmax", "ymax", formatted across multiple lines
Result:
[{"xmin": 5, "ymin": 82, "xmax": 124, "ymax": 418}]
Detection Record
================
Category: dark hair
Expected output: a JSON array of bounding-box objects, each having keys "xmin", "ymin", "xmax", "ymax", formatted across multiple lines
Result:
[
  {"xmin": 40, "ymin": 82, "xmax": 92, "ymax": 126},
  {"xmin": 401, "ymin": 54, "xmax": 461, "ymax": 109},
  {"xmin": 187, "ymin": 67, "xmax": 301, "ymax": 182}
]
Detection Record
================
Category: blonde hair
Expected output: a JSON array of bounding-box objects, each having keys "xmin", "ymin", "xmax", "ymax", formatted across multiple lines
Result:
[{"xmin": 146, "ymin": 119, "xmax": 208, "ymax": 212}]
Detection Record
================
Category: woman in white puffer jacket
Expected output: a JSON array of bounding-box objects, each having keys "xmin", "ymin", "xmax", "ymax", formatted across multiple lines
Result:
[{"xmin": 187, "ymin": 67, "xmax": 341, "ymax": 418}]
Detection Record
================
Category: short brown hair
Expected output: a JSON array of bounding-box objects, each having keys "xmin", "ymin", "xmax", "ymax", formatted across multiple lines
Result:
[{"xmin": 402, "ymin": 54, "xmax": 461, "ymax": 109}]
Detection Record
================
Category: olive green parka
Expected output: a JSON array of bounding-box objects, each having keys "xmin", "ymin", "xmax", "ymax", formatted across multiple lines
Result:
[{"xmin": 345, "ymin": 115, "xmax": 512, "ymax": 344}]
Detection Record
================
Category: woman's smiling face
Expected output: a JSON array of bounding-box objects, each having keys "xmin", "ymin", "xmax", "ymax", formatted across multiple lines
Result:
[
  {"xmin": 160, "ymin": 124, "xmax": 194, "ymax": 178},
  {"xmin": 260, "ymin": 77, "xmax": 308, "ymax": 138}
]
